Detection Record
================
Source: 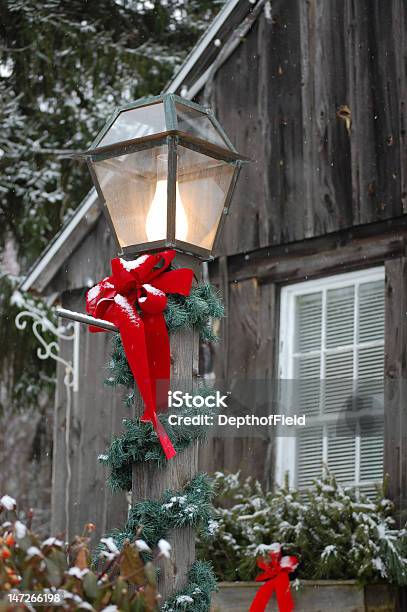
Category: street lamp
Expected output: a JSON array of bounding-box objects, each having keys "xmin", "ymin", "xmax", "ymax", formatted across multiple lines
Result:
[
  {"xmin": 53, "ymin": 94, "xmax": 247, "ymax": 599},
  {"xmin": 77, "ymin": 93, "xmax": 247, "ymax": 259}
]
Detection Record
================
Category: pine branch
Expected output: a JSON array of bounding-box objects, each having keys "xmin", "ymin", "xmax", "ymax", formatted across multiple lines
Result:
[{"xmin": 100, "ymin": 395, "xmax": 217, "ymax": 492}]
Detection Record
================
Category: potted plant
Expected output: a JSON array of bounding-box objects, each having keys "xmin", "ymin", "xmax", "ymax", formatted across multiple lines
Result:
[{"xmin": 198, "ymin": 472, "xmax": 405, "ymax": 612}]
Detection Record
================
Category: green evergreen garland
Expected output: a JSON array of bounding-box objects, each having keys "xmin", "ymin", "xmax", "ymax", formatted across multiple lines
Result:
[
  {"xmin": 164, "ymin": 282, "xmax": 224, "ymax": 342},
  {"xmin": 199, "ymin": 471, "xmax": 407, "ymax": 586},
  {"xmin": 161, "ymin": 561, "xmax": 218, "ymax": 612},
  {"xmin": 96, "ymin": 474, "xmax": 217, "ymax": 556},
  {"xmin": 126, "ymin": 473, "xmax": 215, "ymax": 545},
  {"xmin": 99, "ymin": 399, "xmax": 217, "ymax": 492}
]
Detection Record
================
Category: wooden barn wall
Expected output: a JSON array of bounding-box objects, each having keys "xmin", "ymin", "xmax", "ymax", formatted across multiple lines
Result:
[
  {"xmin": 52, "ymin": 287, "xmax": 129, "ymax": 541},
  {"xmin": 203, "ymin": 0, "xmax": 406, "ymax": 257},
  {"xmin": 49, "ymin": 214, "xmax": 118, "ymax": 295},
  {"xmin": 198, "ymin": 0, "xmax": 406, "ymax": 487},
  {"xmin": 199, "ymin": 271, "xmax": 279, "ymax": 487}
]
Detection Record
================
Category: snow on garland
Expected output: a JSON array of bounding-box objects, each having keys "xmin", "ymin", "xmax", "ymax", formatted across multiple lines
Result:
[
  {"xmin": 94, "ymin": 475, "xmax": 218, "ymax": 609},
  {"xmin": 161, "ymin": 561, "xmax": 218, "ymax": 612},
  {"xmin": 98, "ymin": 473, "xmax": 215, "ymax": 554}
]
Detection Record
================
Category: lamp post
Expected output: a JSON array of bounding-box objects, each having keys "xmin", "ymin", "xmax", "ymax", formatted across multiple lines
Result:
[{"xmin": 57, "ymin": 93, "xmax": 246, "ymax": 599}]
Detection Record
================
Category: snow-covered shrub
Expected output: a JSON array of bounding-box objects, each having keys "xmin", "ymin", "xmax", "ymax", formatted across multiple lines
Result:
[{"xmin": 198, "ymin": 471, "xmax": 407, "ymax": 585}]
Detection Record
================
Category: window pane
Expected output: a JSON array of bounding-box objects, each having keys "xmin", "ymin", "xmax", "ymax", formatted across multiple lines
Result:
[
  {"xmin": 358, "ymin": 280, "xmax": 384, "ymax": 343},
  {"xmin": 294, "ymin": 292, "xmax": 322, "ymax": 352},
  {"xmin": 295, "ymin": 381, "xmax": 321, "ymax": 418},
  {"xmin": 327, "ymin": 424, "xmax": 356, "ymax": 483},
  {"xmin": 358, "ymin": 345, "xmax": 384, "ymax": 379},
  {"xmin": 324, "ymin": 351, "xmax": 354, "ymax": 413},
  {"xmin": 356, "ymin": 345, "xmax": 384, "ymax": 415},
  {"xmin": 360, "ymin": 418, "xmax": 384, "ymax": 482},
  {"xmin": 97, "ymin": 103, "xmax": 166, "ymax": 148},
  {"xmin": 326, "ymin": 285, "xmax": 354, "ymax": 348},
  {"xmin": 359, "ymin": 484, "xmax": 379, "ymax": 498},
  {"xmin": 296, "ymin": 426, "xmax": 323, "ymax": 488},
  {"xmin": 292, "ymin": 354, "xmax": 321, "ymax": 416},
  {"xmin": 294, "ymin": 354, "xmax": 321, "ymax": 379}
]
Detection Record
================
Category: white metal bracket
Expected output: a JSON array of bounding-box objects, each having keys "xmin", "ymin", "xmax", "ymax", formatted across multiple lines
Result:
[{"xmin": 15, "ymin": 306, "xmax": 80, "ymax": 392}]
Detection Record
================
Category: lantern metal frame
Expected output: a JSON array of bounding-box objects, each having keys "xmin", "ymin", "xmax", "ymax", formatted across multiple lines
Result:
[{"xmin": 76, "ymin": 93, "xmax": 248, "ymax": 260}]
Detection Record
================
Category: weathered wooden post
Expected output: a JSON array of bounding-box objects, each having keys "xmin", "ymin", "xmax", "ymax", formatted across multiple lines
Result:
[{"xmin": 132, "ymin": 257, "xmax": 200, "ymax": 598}]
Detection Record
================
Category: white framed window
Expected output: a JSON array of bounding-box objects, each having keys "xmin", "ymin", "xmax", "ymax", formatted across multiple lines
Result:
[{"xmin": 275, "ymin": 267, "xmax": 384, "ymax": 495}]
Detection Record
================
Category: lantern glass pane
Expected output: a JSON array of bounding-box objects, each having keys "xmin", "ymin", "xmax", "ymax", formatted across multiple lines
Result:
[
  {"xmin": 92, "ymin": 144, "xmax": 169, "ymax": 248},
  {"xmin": 176, "ymin": 145, "xmax": 235, "ymax": 250},
  {"xmin": 97, "ymin": 102, "xmax": 166, "ymax": 148},
  {"xmin": 175, "ymin": 102, "xmax": 228, "ymax": 149}
]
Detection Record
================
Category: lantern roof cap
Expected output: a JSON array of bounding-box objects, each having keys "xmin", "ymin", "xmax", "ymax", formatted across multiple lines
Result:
[{"xmin": 83, "ymin": 93, "xmax": 242, "ymax": 159}]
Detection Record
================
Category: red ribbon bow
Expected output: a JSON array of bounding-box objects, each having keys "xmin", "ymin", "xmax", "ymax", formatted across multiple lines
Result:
[
  {"xmin": 86, "ymin": 250, "xmax": 194, "ymax": 460},
  {"xmin": 249, "ymin": 545, "xmax": 298, "ymax": 612}
]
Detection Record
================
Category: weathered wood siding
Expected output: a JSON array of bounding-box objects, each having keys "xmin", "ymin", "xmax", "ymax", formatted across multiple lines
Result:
[
  {"xmin": 199, "ymin": 275, "xmax": 279, "ymax": 486},
  {"xmin": 51, "ymin": 287, "xmax": 129, "ymax": 541},
  {"xmin": 49, "ymin": 214, "xmax": 117, "ymax": 295},
  {"xmin": 203, "ymin": 0, "xmax": 406, "ymax": 257},
  {"xmin": 198, "ymin": 0, "xmax": 407, "ymax": 488}
]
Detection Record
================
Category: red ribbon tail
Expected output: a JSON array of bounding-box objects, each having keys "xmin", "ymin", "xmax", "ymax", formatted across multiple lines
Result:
[
  {"xmin": 275, "ymin": 573, "xmax": 294, "ymax": 612},
  {"xmin": 140, "ymin": 411, "xmax": 175, "ymax": 460},
  {"xmin": 114, "ymin": 302, "xmax": 176, "ymax": 460},
  {"xmin": 153, "ymin": 415, "xmax": 177, "ymax": 460},
  {"xmin": 249, "ymin": 580, "xmax": 276, "ymax": 612},
  {"xmin": 142, "ymin": 313, "xmax": 171, "ymax": 413},
  {"xmin": 250, "ymin": 575, "xmax": 294, "ymax": 612}
]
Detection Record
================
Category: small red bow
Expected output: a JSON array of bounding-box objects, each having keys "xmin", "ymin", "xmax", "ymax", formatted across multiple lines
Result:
[
  {"xmin": 250, "ymin": 545, "xmax": 298, "ymax": 612},
  {"xmin": 86, "ymin": 250, "xmax": 194, "ymax": 459}
]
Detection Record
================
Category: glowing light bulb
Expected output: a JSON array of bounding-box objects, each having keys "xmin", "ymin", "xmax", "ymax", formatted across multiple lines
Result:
[{"xmin": 145, "ymin": 178, "xmax": 188, "ymax": 242}]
